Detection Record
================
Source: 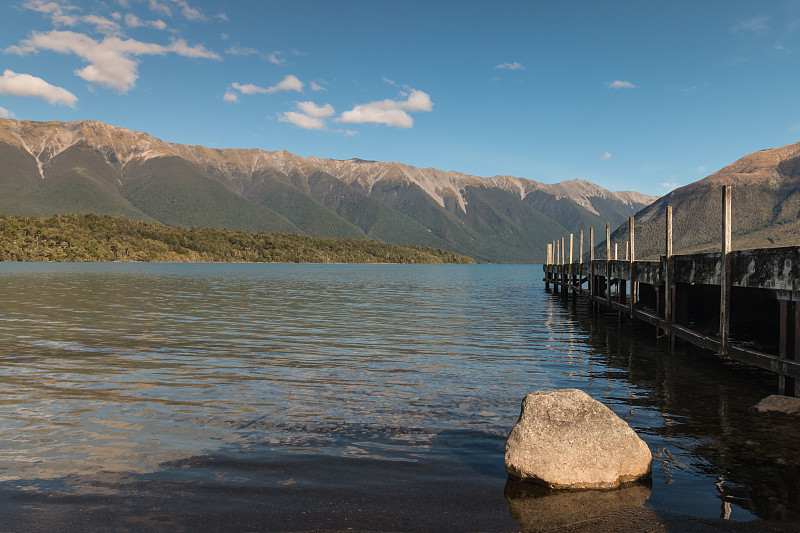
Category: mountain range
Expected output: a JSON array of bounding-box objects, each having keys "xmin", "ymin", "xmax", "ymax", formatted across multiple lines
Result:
[
  {"xmin": 610, "ymin": 140, "xmax": 800, "ymax": 260},
  {"xmin": 0, "ymin": 117, "xmax": 655, "ymax": 263}
]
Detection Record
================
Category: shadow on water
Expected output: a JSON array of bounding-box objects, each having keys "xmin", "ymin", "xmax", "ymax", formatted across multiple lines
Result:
[
  {"xmin": 549, "ymin": 291, "xmax": 800, "ymax": 524},
  {"xmin": 0, "ymin": 428, "xmax": 518, "ymax": 533}
]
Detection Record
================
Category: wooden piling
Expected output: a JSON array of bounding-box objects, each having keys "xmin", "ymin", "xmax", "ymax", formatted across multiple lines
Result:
[
  {"xmin": 720, "ymin": 186, "xmax": 731, "ymax": 355},
  {"xmin": 605, "ymin": 223, "xmax": 611, "ymax": 303},
  {"xmin": 540, "ymin": 187, "xmax": 800, "ymax": 397},
  {"xmin": 629, "ymin": 216, "xmax": 636, "ymax": 318},
  {"xmin": 589, "ymin": 227, "xmax": 594, "ymax": 306},
  {"xmin": 665, "ymin": 206, "xmax": 673, "ymax": 342},
  {"xmin": 569, "ymin": 233, "xmax": 574, "ymax": 297}
]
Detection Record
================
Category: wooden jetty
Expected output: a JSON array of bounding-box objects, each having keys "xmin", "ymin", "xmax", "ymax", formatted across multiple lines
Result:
[{"xmin": 543, "ymin": 185, "xmax": 800, "ymax": 397}]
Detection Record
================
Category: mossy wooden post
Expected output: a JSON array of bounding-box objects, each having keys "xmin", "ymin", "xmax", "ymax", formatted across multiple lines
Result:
[
  {"xmin": 605, "ymin": 223, "xmax": 611, "ymax": 303},
  {"xmin": 720, "ymin": 186, "xmax": 731, "ymax": 356},
  {"xmin": 665, "ymin": 206, "xmax": 674, "ymax": 344},
  {"xmin": 629, "ymin": 216, "xmax": 636, "ymax": 318}
]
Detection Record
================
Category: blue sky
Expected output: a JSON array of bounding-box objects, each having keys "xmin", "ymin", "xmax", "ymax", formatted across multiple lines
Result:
[{"xmin": 1, "ymin": 1, "xmax": 800, "ymax": 196}]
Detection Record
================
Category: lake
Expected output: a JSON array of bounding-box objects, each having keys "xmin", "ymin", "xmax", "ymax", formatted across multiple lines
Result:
[{"xmin": 0, "ymin": 263, "xmax": 797, "ymax": 531}]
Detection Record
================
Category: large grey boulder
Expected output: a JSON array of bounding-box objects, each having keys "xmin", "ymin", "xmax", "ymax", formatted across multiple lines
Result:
[
  {"xmin": 751, "ymin": 394, "xmax": 800, "ymax": 417},
  {"xmin": 505, "ymin": 389, "xmax": 652, "ymax": 489}
]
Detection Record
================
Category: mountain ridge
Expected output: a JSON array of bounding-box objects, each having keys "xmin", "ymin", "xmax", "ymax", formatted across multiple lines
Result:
[{"xmin": 0, "ymin": 117, "xmax": 658, "ymax": 263}]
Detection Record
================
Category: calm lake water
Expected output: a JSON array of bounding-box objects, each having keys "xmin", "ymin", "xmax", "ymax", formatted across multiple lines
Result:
[{"xmin": 0, "ymin": 263, "xmax": 797, "ymax": 532}]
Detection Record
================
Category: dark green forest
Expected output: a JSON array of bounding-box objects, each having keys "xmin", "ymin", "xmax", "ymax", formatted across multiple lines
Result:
[{"xmin": 0, "ymin": 214, "xmax": 476, "ymax": 264}]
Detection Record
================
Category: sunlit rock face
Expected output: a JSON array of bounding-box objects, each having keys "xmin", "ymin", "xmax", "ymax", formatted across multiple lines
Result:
[{"xmin": 505, "ymin": 388, "xmax": 652, "ymax": 489}]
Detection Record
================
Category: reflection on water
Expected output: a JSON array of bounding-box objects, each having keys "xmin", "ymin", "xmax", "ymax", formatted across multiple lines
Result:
[
  {"xmin": 0, "ymin": 262, "xmax": 798, "ymax": 531},
  {"xmin": 505, "ymin": 479, "xmax": 652, "ymax": 530}
]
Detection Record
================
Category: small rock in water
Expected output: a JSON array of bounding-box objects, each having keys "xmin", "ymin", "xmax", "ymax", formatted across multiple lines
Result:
[
  {"xmin": 751, "ymin": 394, "xmax": 800, "ymax": 417},
  {"xmin": 505, "ymin": 388, "xmax": 652, "ymax": 489}
]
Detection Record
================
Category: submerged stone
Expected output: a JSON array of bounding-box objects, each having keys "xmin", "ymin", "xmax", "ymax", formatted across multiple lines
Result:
[{"xmin": 504, "ymin": 388, "xmax": 652, "ymax": 489}]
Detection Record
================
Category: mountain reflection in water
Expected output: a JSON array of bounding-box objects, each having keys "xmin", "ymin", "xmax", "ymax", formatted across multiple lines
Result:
[{"xmin": 0, "ymin": 262, "xmax": 797, "ymax": 532}]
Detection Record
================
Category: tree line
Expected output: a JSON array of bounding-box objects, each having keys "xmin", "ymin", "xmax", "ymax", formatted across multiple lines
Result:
[{"xmin": 0, "ymin": 214, "xmax": 476, "ymax": 264}]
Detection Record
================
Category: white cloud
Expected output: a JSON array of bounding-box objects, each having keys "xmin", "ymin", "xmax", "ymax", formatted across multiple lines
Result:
[
  {"xmin": 148, "ymin": 0, "xmax": 171, "ymax": 17},
  {"xmin": 660, "ymin": 181, "xmax": 680, "ymax": 189},
  {"xmin": 223, "ymin": 88, "xmax": 238, "ymax": 102},
  {"xmin": 602, "ymin": 152, "xmax": 612, "ymax": 160},
  {"xmin": 267, "ymin": 75, "xmax": 303, "ymax": 93},
  {"xmin": 22, "ymin": 0, "xmax": 80, "ymax": 26},
  {"xmin": 82, "ymin": 14, "xmax": 121, "ymax": 34},
  {"xmin": 337, "ymin": 88, "xmax": 433, "ymax": 128},
  {"xmin": 296, "ymin": 101, "xmax": 334, "ymax": 118},
  {"xmin": 0, "ymin": 69, "xmax": 78, "ymax": 107},
  {"xmin": 124, "ymin": 14, "xmax": 168, "ymax": 30},
  {"xmin": 6, "ymin": 30, "xmax": 219, "ymax": 93},
  {"xmin": 174, "ymin": 0, "xmax": 206, "ymax": 21},
  {"xmin": 495, "ymin": 61, "xmax": 525, "ymax": 70},
  {"xmin": 606, "ymin": 80, "xmax": 637, "ymax": 89},
  {"xmin": 278, "ymin": 101, "xmax": 335, "ymax": 130},
  {"xmin": 0, "ymin": 106, "xmax": 16, "ymax": 118},
  {"xmin": 279, "ymin": 111, "xmax": 326, "ymax": 130},
  {"xmin": 231, "ymin": 82, "xmax": 267, "ymax": 95},
  {"xmin": 335, "ymin": 129, "xmax": 358, "ymax": 137},
  {"xmin": 310, "ymin": 81, "xmax": 326, "ymax": 91},
  {"xmin": 267, "ymin": 51, "xmax": 284, "ymax": 65},
  {"xmin": 732, "ymin": 16, "xmax": 769, "ymax": 34}
]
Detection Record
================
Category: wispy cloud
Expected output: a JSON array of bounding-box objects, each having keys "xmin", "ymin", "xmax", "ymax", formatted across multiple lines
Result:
[
  {"xmin": 0, "ymin": 106, "xmax": 16, "ymax": 118},
  {"xmin": 124, "ymin": 14, "xmax": 168, "ymax": 30},
  {"xmin": 310, "ymin": 80, "xmax": 327, "ymax": 91},
  {"xmin": 601, "ymin": 152, "xmax": 612, "ymax": 160},
  {"xmin": 606, "ymin": 80, "xmax": 637, "ymax": 89},
  {"xmin": 495, "ymin": 61, "xmax": 525, "ymax": 70},
  {"xmin": 224, "ymin": 76, "xmax": 304, "ymax": 102},
  {"xmin": 225, "ymin": 45, "xmax": 259, "ymax": 56},
  {"xmin": 660, "ymin": 181, "xmax": 680, "ymax": 190},
  {"xmin": 266, "ymin": 51, "xmax": 284, "ymax": 65},
  {"xmin": 6, "ymin": 30, "xmax": 219, "ymax": 93},
  {"xmin": 732, "ymin": 16, "xmax": 769, "ymax": 34},
  {"xmin": 337, "ymin": 86, "xmax": 433, "ymax": 128},
  {"xmin": 0, "ymin": 69, "xmax": 78, "ymax": 106},
  {"xmin": 231, "ymin": 82, "xmax": 267, "ymax": 95}
]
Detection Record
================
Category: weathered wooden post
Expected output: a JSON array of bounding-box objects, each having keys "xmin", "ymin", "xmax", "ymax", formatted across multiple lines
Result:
[
  {"xmin": 579, "ymin": 229, "xmax": 584, "ymax": 293},
  {"xmin": 545, "ymin": 243, "xmax": 552, "ymax": 291},
  {"xmin": 630, "ymin": 216, "xmax": 636, "ymax": 318},
  {"xmin": 606, "ymin": 223, "xmax": 611, "ymax": 303},
  {"xmin": 555, "ymin": 239, "xmax": 561, "ymax": 294},
  {"xmin": 720, "ymin": 186, "xmax": 731, "ymax": 356},
  {"xmin": 561, "ymin": 236, "xmax": 567, "ymax": 300},
  {"xmin": 778, "ymin": 295, "xmax": 792, "ymax": 395},
  {"xmin": 665, "ymin": 206, "xmax": 673, "ymax": 343},
  {"xmin": 589, "ymin": 227, "xmax": 595, "ymax": 306},
  {"xmin": 569, "ymin": 233, "xmax": 574, "ymax": 298}
]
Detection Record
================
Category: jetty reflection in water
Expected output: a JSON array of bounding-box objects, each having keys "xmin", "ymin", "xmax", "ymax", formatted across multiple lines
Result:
[{"xmin": 0, "ymin": 263, "xmax": 797, "ymax": 531}]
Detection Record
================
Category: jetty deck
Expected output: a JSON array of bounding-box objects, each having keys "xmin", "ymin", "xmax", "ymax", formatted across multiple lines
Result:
[{"xmin": 543, "ymin": 186, "xmax": 800, "ymax": 397}]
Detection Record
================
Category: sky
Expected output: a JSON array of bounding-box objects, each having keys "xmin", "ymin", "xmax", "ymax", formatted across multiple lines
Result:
[{"xmin": 1, "ymin": 1, "xmax": 800, "ymax": 196}]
